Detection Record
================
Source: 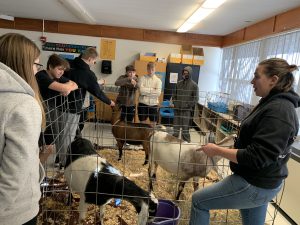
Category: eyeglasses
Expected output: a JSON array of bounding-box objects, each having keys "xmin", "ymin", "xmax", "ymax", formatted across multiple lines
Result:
[{"xmin": 34, "ymin": 62, "xmax": 43, "ymax": 71}]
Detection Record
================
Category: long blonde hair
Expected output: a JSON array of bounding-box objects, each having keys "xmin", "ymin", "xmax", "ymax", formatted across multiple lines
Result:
[{"xmin": 0, "ymin": 33, "xmax": 46, "ymax": 128}]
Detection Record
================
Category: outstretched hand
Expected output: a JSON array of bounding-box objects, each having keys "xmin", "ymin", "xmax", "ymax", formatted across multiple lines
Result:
[
  {"xmin": 196, "ymin": 143, "xmax": 219, "ymax": 157},
  {"xmin": 110, "ymin": 100, "xmax": 115, "ymax": 107}
]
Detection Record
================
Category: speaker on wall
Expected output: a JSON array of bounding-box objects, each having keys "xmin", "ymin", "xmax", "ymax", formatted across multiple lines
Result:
[{"xmin": 101, "ymin": 60, "xmax": 112, "ymax": 74}]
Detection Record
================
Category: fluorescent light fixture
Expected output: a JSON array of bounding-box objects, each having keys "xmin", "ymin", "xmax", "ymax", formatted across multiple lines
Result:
[
  {"xmin": 202, "ymin": 0, "xmax": 227, "ymax": 9},
  {"xmin": 0, "ymin": 14, "xmax": 14, "ymax": 21},
  {"xmin": 177, "ymin": 0, "xmax": 226, "ymax": 33},
  {"xmin": 177, "ymin": 22, "xmax": 195, "ymax": 33},
  {"xmin": 186, "ymin": 8, "xmax": 213, "ymax": 24},
  {"xmin": 57, "ymin": 0, "xmax": 96, "ymax": 24}
]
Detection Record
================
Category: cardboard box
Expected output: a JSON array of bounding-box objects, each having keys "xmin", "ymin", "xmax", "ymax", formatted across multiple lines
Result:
[
  {"xmin": 139, "ymin": 52, "xmax": 157, "ymax": 62},
  {"xmin": 181, "ymin": 54, "xmax": 193, "ymax": 64},
  {"xmin": 192, "ymin": 47, "xmax": 204, "ymax": 65},
  {"xmin": 168, "ymin": 53, "xmax": 181, "ymax": 63},
  {"xmin": 180, "ymin": 45, "xmax": 193, "ymax": 55}
]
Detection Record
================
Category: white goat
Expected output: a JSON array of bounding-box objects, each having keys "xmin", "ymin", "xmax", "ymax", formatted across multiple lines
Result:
[{"xmin": 149, "ymin": 131, "xmax": 235, "ymax": 200}]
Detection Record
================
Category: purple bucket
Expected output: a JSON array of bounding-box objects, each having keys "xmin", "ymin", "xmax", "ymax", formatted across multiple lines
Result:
[{"xmin": 150, "ymin": 199, "xmax": 181, "ymax": 225}]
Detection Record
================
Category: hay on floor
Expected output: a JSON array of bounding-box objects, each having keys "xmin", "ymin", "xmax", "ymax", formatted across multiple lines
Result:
[{"xmin": 38, "ymin": 148, "xmax": 242, "ymax": 225}]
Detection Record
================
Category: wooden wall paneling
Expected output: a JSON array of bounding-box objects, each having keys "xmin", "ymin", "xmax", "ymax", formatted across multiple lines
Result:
[
  {"xmin": 244, "ymin": 17, "xmax": 275, "ymax": 41},
  {"xmin": 222, "ymin": 29, "xmax": 245, "ymax": 47},
  {"xmin": 101, "ymin": 25, "xmax": 144, "ymax": 41},
  {"xmin": 15, "ymin": 18, "xmax": 43, "ymax": 31},
  {"xmin": 274, "ymin": 6, "xmax": 300, "ymax": 33},
  {"xmin": 186, "ymin": 33, "xmax": 222, "ymax": 47},
  {"xmin": 0, "ymin": 16, "xmax": 223, "ymax": 47},
  {"xmin": 58, "ymin": 22, "xmax": 100, "ymax": 37},
  {"xmin": 0, "ymin": 19, "xmax": 15, "ymax": 29},
  {"xmin": 143, "ymin": 30, "xmax": 186, "ymax": 45},
  {"xmin": 44, "ymin": 20, "xmax": 58, "ymax": 33}
]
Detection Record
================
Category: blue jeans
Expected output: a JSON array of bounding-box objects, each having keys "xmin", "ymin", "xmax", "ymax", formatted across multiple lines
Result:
[{"xmin": 189, "ymin": 174, "xmax": 282, "ymax": 225}]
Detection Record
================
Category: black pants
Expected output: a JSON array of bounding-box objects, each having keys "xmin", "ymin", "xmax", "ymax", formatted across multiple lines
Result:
[
  {"xmin": 76, "ymin": 108, "xmax": 88, "ymax": 138},
  {"xmin": 120, "ymin": 105, "xmax": 135, "ymax": 122},
  {"xmin": 23, "ymin": 216, "xmax": 37, "ymax": 225}
]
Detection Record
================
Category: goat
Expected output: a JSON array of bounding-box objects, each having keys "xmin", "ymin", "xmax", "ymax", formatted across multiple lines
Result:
[
  {"xmin": 149, "ymin": 132, "xmax": 235, "ymax": 200},
  {"xmin": 111, "ymin": 106, "xmax": 154, "ymax": 165},
  {"xmin": 64, "ymin": 138, "xmax": 158, "ymax": 225}
]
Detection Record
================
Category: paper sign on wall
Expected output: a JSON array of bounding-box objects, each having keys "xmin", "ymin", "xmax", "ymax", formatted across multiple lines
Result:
[
  {"xmin": 170, "ymin": 73, "xmax": 178, "ymax": 83},
  {"xmin": 100, "ymin": 39, "xmax": 116, "ymax": 60}
]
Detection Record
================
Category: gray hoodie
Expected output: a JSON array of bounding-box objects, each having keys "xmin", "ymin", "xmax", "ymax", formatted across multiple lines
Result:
[
  {"xmin": 173, "ymin": 66, "xmax": 199, "ymax": 110},
  {"xmin": 0, "ymin": 62, "xmax": 45, "ymax": 225}
]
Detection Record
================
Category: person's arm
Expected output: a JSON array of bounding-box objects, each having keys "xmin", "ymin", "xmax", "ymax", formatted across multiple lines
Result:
[
  {"xmin": 139, "ymin": 77, "xmax": 161, "ymax": 97},
  {"xmin": 115, "ymin": 76, "xmax": 130, "ymax": 86},
  {"xmin": 48, "ymin": 80, "xmax": 78, "ymax": 93},
  {"xmin": 85, "ymin": 72, "xmax": 113, "ymax": 106},
  {"xmin": 0, "ymin": 99, "xmax": 41, "ymax": 212},
  {"xmin": 199, "ymin": 144, "xmax": 238, "ymax": 163},
  {"xmin": 189, "ymin": 84, "xmax": 199, "ymax": 108},
  {"xmin": 199, "ymin": 113, "xmax": 295, "ymax": 168},
  {"xmin": 235, "ymin": 116, "xmax": 294, "ymax": 169}
]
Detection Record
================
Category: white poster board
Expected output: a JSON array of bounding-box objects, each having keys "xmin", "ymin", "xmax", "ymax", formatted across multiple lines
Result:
[{"xmin": 170, "ymin": 72, "xmax": 178, "ymax": 83}]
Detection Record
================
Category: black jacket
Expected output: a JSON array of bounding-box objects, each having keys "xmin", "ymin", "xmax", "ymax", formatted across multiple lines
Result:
[
  {"xmin": 64, "ymin": 57, "xmax": 111, "ymax": 113},
  {"xmin": 231, "ymin": 89, "xmax": 300, "ymax": 189}
]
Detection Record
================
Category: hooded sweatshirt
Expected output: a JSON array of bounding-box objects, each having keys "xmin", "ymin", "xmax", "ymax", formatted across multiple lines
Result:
[
  {"xmin": 173, "ymin": 66, "xmax": 199, "ymax": 110},
  {"xmin": 231, "ymin": 89, "xmax": 300, "ymax": 189},
  {"xmin": 0, "ymin": 62, "xmax": 45, "ymax": 225},
  {"xmin": 64, "ymin": 57, "xmax": 111, "ymax": 113}
]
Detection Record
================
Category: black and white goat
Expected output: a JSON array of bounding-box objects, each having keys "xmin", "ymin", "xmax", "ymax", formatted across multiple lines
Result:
[
  {"xmin": 149, "ymin": 132, "xmax": 235, "ymax": 200},
  {"xmin": 64, "ymin": 138, "xmax": 158, "ymax": 224}
]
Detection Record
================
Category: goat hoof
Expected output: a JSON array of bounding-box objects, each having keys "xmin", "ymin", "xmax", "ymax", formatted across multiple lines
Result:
[
  {"xmin": 118, "ymin": 157, "xmax": 121, "ymax": 161},
  {"xmin": 143, "ymin": 161, "xmax": 148, "ymax": 165}
]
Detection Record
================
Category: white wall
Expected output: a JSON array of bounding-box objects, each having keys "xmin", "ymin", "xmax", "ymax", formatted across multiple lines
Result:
[
  {"xmin": 0, "ymin": 28, "xmax": 222, "ymax": 91},
  {"xmin": 196, "ymin": 46, "xmax": 222, "ymax": 93}
]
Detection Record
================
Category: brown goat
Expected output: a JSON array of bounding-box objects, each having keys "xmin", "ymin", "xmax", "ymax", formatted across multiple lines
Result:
[{"xmin": 111, "ymin": 106, "xmax": 154, "ymax": 165}]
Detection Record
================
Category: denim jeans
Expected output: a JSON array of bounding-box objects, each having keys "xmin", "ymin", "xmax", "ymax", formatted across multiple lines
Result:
[{"xmin": 189, "ymin": 174, "xmax": 282, "ymax": 225}]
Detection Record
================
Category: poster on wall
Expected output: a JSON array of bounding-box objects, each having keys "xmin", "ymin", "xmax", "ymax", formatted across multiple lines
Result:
[
  {"xmin": 100, "ymin": 39, "xmax": 116, "ymax": 60},
  {"xmin": 169, "ymin": 73, "xmax": 178, "ymax": 83},
  {"xmin": 42, "ymin": 42, "xmax": 96, "ymax": 54}
]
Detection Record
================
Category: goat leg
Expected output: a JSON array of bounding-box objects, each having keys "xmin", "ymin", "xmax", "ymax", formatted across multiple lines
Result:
[
  {"xmin": 143, "ymin": 143, "xmax": 150, "ymax": 165},
  {"xmin": 99, "ymin": 205, "xmax": 105, "ymax": 225},
  {"xmin": 143, "ymin": 155, "xmax": 149, "ymax": 165},
  {"xmin": 148, "ymin": 162, "xmax": 158, "ymax": 191},
  {"xmin": 116, "ymin": 140, "xmax": 124, "ymax": 161},
  {"xmin": 79, "ymin": 195, "xmax": 89, "ymax": 222},
  {"xmin": 193, "ymin": 177, "xmax": 199, "ymax": 191},
  {"xmin": 65, "ymin": 191, "xmax": 73, "ymax": 206},
  {"xmin": 176, "ymin": 181, "xmax": 187, "ymax": 200}
]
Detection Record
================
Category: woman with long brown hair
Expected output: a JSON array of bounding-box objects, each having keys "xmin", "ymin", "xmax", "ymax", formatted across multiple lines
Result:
[{"xmin": 0, "ymin": 33, "xmax": 45, "ymax": 225}]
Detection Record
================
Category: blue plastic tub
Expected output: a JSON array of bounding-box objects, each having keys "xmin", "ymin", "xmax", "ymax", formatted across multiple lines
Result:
[
  {"xmin": 150, "ymin": 199, "xmax": 181, "ymax": 225},
  {"xmin": 207, "ymin": 102, "xmax": 228, "ymax": 113}
]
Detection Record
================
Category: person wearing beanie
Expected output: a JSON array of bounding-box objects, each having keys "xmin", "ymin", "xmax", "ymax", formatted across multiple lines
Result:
[
  {"xmin": 115, "ymin": 65, "xmax": 138, "ymax": 122},
  {"xmin": 172, "ymin": 66, "xmax": 199, "ymax": 143}
]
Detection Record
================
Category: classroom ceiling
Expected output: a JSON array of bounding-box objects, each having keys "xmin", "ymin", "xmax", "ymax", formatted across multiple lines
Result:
[{"xmin": 0, "ymin": 0, "xmax": 300, "ymax": 35}]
